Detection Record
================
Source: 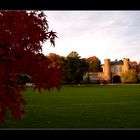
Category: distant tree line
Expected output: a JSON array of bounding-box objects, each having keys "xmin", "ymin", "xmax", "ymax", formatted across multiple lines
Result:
[
  {"xmin": 46, "ymin": 51, "xmax": 102, "ymax": 84},
  {"xmin": 20, "ymin": 51, "xmax": 140, "ymax": 84},
  {"xmin": 46, "ymin": 52, "xmax": 140, "ymax": 84}
]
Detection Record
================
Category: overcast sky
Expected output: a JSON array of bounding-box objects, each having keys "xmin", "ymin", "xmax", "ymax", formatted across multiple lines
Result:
[{"xmin": 42, "ymin": 11, "xmax": 140, "ymax": 64}]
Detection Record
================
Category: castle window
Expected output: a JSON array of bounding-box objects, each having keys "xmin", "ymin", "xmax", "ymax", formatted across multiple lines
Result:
[
  {"xmin": 111, "ymin": 67, "xmax": 118, "ymax": 72},
  {"xmin": 118, "ymin": 67, "xmax": 122, "ymax": 72},
  {"xmin": 111, "ymin": 67, "xmax": 115, "ymax": 72},
  {"xmin": 111, "ymin": 66, "xmax": 123, "ymax": 73},
  {"xmin": 116, "ymin": 67, "xmax": 119, "ymax": 72}
]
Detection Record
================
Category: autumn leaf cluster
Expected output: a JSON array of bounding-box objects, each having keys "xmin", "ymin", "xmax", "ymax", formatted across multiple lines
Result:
[{"xmin": 0, "ymin": 11, "xmax": 61, "ymax": 124}]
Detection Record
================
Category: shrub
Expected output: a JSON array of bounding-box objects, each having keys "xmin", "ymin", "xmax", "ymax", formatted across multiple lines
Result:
[{"xmin": 121, "ymin": 69, "xmax": 138, "ymax": 83}]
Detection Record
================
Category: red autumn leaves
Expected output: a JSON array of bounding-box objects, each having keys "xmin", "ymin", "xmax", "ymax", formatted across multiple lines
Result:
[{"xmin": 0, "ymin": 11, "xmax": 61, "ymax": 124}]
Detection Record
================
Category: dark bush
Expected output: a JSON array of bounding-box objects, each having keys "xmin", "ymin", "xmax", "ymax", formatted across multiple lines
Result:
[{"xmin": 17, "ymin": 74, "xmax": 32, "ymax": 85}]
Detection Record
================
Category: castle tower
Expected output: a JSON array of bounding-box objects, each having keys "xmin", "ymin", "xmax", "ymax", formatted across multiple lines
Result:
[
  {"xmin": 104, "ymin": 59, "xmax": 111, "ymax": 82},
  {"xmin": 123, "ymin": 58, "xmax": 130, "ymax": 72}
]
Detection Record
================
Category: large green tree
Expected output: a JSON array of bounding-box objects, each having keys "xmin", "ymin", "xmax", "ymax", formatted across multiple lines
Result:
[
  {"xmin": 67, "ymin": 51, "xmax": 80, "ymax": 58},
  {"xmin": 62, "ymin": 51, "xmax": 89, "ymax": 84}
]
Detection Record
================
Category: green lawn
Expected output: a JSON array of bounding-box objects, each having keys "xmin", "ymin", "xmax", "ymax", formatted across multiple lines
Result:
[{"xmin": 1, "ymin": 84, "xmax": 140, "ymax": 128}]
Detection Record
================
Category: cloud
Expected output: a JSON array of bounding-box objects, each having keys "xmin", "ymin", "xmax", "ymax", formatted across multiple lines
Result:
[{"xmin": 43, "ymin": 11, "xmax": 140, "ymax": 63}]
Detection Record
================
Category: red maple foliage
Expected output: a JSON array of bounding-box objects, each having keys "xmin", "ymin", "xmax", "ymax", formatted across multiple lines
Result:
[
  {"xmin": 86, "ymin": 56, "xmax": 99, "ymax": 62},
  {"xmin": 0, "ymin": 11, "xmax": 61, "ymax": 124}
]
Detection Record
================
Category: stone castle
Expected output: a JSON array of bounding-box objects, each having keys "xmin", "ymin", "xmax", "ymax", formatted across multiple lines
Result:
[{"xmin": 88, "ymin": 58, "xmax": 130, "ymax": 83}]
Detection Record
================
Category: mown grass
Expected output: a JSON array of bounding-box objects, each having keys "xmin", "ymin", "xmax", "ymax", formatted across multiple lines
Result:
[{"xmin": 1, "ymin": 84, "xmax": 140, "ymax": 128}]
